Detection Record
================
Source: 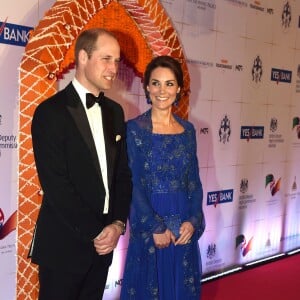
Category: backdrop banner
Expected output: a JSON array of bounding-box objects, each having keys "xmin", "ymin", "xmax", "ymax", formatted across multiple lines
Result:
[{"xmin": 0, "ymin": 0, "xmax": 299, "ymax": 299}]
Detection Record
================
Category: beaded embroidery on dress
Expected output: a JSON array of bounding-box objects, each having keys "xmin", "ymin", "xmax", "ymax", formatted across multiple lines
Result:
[{"xmin": 120, "ymin": 109, "xmax": 205, "ymax": 300}]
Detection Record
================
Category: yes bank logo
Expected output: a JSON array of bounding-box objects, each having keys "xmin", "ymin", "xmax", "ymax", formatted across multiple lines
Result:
[
  {"xmin": 0, "ymin": 18, "xmax": 33, "ymax": 47},
  {"xmin": 240, "ymin": 126, "xmax": 264, "ymax": 140},
  {"xmin": 207, "ymin": 189, "xmax": 234, "ymax": 207},
  {"xmin": 271, "ymin": 68, "xmax": 292, "ymax": 84}
]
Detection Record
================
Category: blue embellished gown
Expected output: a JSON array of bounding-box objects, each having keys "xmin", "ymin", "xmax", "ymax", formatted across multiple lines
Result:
[{"xmin": 120, "ymin": 110, "xmax": 205, "ymax": 300}]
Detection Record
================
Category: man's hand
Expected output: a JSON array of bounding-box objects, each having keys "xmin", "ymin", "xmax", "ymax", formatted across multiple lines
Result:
[{"xmin": 93, "ymin": 224, "xmax": 122, "ymax": 255}]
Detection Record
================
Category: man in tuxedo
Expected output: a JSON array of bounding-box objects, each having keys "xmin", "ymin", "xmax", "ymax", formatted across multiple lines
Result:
[{"xmin": 29, "ymin": 28, "xmax": 132, "ymax": 300}]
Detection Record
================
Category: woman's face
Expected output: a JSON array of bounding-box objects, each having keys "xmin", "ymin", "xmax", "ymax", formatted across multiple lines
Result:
[{"xmin": 147, "ymin": 66, "xmax": 180, "ymax": 110}]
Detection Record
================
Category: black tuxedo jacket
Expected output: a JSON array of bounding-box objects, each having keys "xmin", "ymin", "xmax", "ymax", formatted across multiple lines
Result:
[{"xmin": 29, "ymin": 83, "xmax": 132, "ymax": 273}]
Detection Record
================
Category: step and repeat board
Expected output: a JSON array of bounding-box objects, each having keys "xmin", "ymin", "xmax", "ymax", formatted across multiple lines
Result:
[{"xmin": 0, "ymin": 0, "xmax": 299, "ymax": 299}]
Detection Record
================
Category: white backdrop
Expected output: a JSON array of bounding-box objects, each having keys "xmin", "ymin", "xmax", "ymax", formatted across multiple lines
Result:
[{"xmin": 1, "ymin": 0, "xmax": 300, "ymax": 299}]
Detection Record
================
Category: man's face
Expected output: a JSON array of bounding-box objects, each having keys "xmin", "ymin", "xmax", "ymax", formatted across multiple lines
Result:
[{"xmin": 79, "ymin": 34, "xmax": 120, "ymax": 95}]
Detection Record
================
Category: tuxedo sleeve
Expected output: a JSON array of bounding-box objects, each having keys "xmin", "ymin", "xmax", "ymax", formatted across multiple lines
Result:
[{"xmin": 110, "ymin": 104, "xmax": 132, "ymax": 225}]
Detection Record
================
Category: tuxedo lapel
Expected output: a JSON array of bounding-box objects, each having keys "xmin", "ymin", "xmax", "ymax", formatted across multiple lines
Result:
[
  {"xmin": 65, "ymin": 84, "xmax": 102, "ymax": 179},
  {"xmin": 64, "ymin": 83, "xmax": 117, "ymax": 191}
]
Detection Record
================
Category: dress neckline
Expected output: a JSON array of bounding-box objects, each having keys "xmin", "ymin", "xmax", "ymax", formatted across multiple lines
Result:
[{"xmin": 151, "ymin": 129, "xmax": 185, "ymax": 136}]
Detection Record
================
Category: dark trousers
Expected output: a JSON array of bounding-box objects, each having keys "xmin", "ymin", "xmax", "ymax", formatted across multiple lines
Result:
[{"xmin": 38, "ymin": 259, "xmax": 109, "ymax": 300}]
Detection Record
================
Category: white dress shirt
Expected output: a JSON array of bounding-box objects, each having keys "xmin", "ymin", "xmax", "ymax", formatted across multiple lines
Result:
[{"xmin": 72, "ymin": 78, "xmax": 109, "ymax": 214}]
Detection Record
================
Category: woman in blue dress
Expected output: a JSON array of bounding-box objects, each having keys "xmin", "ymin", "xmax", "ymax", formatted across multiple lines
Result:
[{"xmin": 120, "ymin": 56, "xmax": 205, "ymax": 300}]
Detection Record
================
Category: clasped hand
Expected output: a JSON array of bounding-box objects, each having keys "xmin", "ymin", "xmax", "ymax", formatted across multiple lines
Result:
[
  {"xmin": 93, "ymin": 223, "xmax": 122, "ymax": 255},
  {"xmin": 153, "ymin": 221, "xmax": 194, "ymax": 248}
]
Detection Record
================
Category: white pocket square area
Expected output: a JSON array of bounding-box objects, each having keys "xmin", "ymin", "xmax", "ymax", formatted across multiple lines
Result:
[{"xmin": 116, "ymin": 135, "xmax": 121, "ymax": 142}]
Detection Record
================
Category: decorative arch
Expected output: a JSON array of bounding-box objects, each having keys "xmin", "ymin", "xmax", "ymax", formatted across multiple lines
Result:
[{"xmin": 17, "ymin": 0, "xmax": 190, "ymax": 298}]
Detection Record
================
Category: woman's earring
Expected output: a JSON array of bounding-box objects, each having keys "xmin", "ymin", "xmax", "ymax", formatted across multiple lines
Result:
[
  {"xmin": 173, "ymin": 93, "xmax": 181, "ymax": 107},
  {"xmin": 146, "ymin": 91, "xmax": 152, "ymax": 104}
]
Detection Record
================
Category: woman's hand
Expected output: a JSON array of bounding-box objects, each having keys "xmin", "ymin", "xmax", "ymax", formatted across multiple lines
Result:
[
  {"xmin": 153, "ymin": 229, "xmax": 176, "ymax": 248},
  {"xmin": 175, "ymin": 222, "xmax": 194, "ymax": 246}
]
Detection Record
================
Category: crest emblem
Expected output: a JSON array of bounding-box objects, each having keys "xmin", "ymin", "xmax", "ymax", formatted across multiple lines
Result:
[
  {"xmin": 282, "ymin": 2, "xmax": 291, "ymax": 29},
  {"xmin": 240, "ymin": 178, "xmax": 248, "ymax": 194},
  {"xmin": 252, "ymin": 55, "xmax": 263, "ymax": 83},
  {"xmin": 219, "ymin": 115, "xmax": 231, "ymax": 144},
  {"xmin": 207, "ymin": 243, "xmax": 216, "ymax": 259},
  {"xmin": 270, "ymin": 118, "xmax": 278, "ymax": 132}
]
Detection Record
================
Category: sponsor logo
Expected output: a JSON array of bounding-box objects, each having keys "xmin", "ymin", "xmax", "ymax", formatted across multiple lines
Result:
[
  {"xmin": 225, "ymin": 0, "xmax": 247, "ymax": 8},
  {"xmin": 268, "ymin": 118, "xmax": 284, "ymax": 148},
  {"xmin": 249, "ymin": 1, "xmax": 264, "ymax": 12},
  {"xmin": 104, "ymin": 278, "xmax": 122, "ymax": 292},
  {"xmin": 200, "ymin": 127, "xmax": 209, "ymax": 134},
  {"xmin": 187, "ymin": 0, "xmax": 216, "ymax": 10},
  {"xmin": 281, "ymin": 233, "xmax": 300, "ymax": 242},
  {"xmin": 292, "ymin": 117, "xmax": 300, "ymax": 139},
  {"xmin": 236, "ymin": 234, "xmax": 253, "ymax": 256},
  {"xmin": 265, "ymin": 174, "xmax": 281, "ymax": 196},
  {"xmin": 271, "ymin": 68, "xmax": 292, "ymax": 84},
  {"xmin": 198, "ymin": 54, "xmax": 244, "ymax": 72},
  {"xmin": 249, "ymin": 2, "xmax": 273, "ymax": 14},
  {"xmin": 0, "ymin": 209, "xmax": 17, "ymax": 240},
  {"xmin": 292, "ymin": 176, "xmax": 297, "ymax": 191},
  {"xmin": 207, "ymin": 189, "xmax": 234, "ymax": 206},
  {"xmin": 0, "ymin": 209, "xmax": 4, "ymax": 229},
  {"xmin": 235, "ymin": 64, "xmax": 243, "ymax": 71},
  {"xmin": 216, "ymin": 58, "xmax": 232, "ymax": 70},
  {"xmin": 219, "ymin": 115, "xmax": 231, "ymax": 144},
  {"xmin": 284, "ymin": 176, "xmax": 299, "ymax": 200},
  {"xmin": 0, "ymin": 18, "xmax": 33, "ymax": 47},
  {"xmin": 115, "ymin": 279, "xmax": 122, "ymax": 287},
  {"xmin": 296, "ymin": 65, "xmax": 300, "ymax": 93},
  {"xmin": 240, "ymin": 126, "xmax": 264, "ymax": 141},
  {"xmin": 265, "ymin": 233, "xmax": 271, "ymax": 247},
  {"xmin": 0, "ymin": 17, "xmax": 7, "ymax": 36},
  {"xmin": 187, "ymin": 59, "xmax": 214, "ymax": 68}
]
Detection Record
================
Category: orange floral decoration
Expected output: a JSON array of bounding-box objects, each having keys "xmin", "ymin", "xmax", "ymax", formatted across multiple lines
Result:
[{"xmin": 18, "ymin": 1, "xmax": 190, "ymax": 299}]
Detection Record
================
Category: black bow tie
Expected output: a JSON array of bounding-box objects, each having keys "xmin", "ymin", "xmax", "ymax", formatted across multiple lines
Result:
[{"xmin": 86, "ymin": 92, "xmax": 104, "ymax": 109}]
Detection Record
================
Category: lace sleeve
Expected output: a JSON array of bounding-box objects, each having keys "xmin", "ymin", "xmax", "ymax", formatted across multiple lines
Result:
[
  {"xmin": 186, "ymin": 125, "xmax": 206, "ymax": 238},
  {"xmin": 126, "ymin": 120, "xmax": 167, "ymax": 236}
]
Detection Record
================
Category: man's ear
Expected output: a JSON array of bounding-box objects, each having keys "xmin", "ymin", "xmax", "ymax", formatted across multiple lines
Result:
[{"xmin": 78, "ymin": 49, "xmax": 88, "ymax": 65}]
